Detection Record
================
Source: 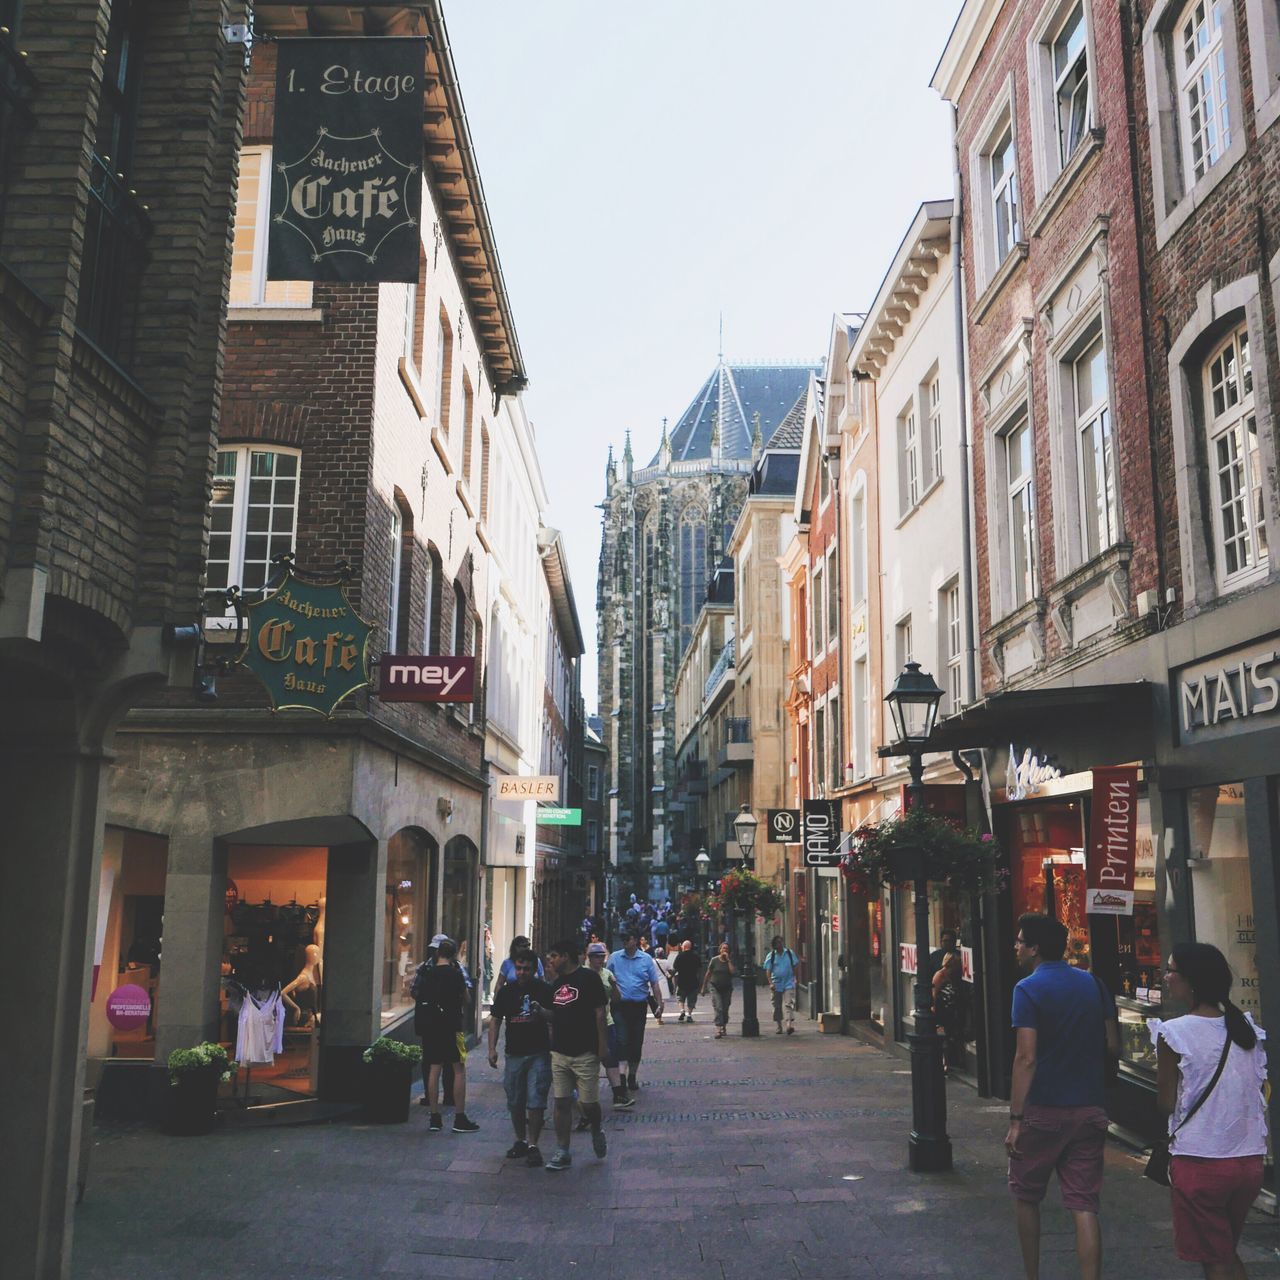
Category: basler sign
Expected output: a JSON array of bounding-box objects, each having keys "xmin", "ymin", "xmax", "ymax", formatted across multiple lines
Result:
[
  {"xmin": 377, "ymin": 655, "xmax": 475, "ymax": 703},
  {"xmin": 1085, "ymin": 766, "xmax": 1139, "ymax": 915},
  {"xmin": 269, "ymin": 38, "xmax": 425, "ymax": 283}
]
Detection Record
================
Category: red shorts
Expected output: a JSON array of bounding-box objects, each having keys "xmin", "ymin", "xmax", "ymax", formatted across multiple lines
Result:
[
  {"xmin": 1007, "ymin": 1104, "xmax": 1108, "ymax": 1213},
  {"xmin": 1170, "ymin": 1154, "xmax": 1264, "ymax": 1264}
]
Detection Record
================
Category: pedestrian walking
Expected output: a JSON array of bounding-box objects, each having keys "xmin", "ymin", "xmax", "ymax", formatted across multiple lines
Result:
[
  {"xmin": 651, "ymin": 946, "xmax": 673, "ymax": 1020},
  {"xmin": 1005, "ymin": 913, "xmax": 1118, "ymax": 1280},
  {"xmin": 413, "ymin": 939, "xmax": 480, "ymax": 1133},
  {"xmin": 487, "ymin": 949, "xmax": 554, "ymax": 1167},
  {"xmin": 585, "ymin": 940, "xmax": 633, "ymax": 1110},
  {"xmin": 673, "ymin": 939, "xmax": 702, "ymax": 1022},
  {"xmin": 932, "ymin": 948, "xmax": 965, "ymax": 1074},
  {"xmin": 539, "ymin": 938, "xmax": 609, "ymax": 1171},
  {"xmin": 492, "ymin": 935, "xmax": 544, "ymax": 998},
  {"xmin": 607, "ymin": 931, "xmax": 664, "ymax": 1092},
  {"xmin": 701, "ymin": 942, "xmax": 735, "ymax": 1038},
  {"xmin": 762, "ymin": 936, "xmax": 799, "ymax": 1035},
  {"xmin": 1150, "ymin": 942, "xmax": 1268, "ymax": 1280}
]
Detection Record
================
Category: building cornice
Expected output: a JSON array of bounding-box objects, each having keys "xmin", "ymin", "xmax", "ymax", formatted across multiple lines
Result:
[{"xmin": 931, "ymin": 0, "xmax": 1008, "ymax": 103}]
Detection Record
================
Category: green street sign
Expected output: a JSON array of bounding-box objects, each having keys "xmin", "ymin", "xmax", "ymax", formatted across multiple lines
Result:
[
  {"xmin": 538, "ymin": 807, "xmax": 582, "ymax": 826},
  {"xmin": 239, "ymin": 568, "xmax": 374, "ymax": 717}
]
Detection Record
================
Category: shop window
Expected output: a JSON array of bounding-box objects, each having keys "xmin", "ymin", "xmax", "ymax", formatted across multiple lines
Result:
[
  {"xmin": 1188, "ymin": 784, "xmax": 1260, "ymax": 1018},
  {"xmin": 384, "ymin": 828, "xmax": 437, "ymax": 1019},
  {"xmin": 442, "ymin": 836, "xmax": 479, "ymax": 1015}
]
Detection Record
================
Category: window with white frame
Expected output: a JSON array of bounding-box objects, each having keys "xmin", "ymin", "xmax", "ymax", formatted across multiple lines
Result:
[
  {"xmin": 943, "ymin": 580, "xmax": 963, "ymax": 714},
  {"xmin": 895, "ymin": 614, "xmax": 914, "ymax": 671},
  {"xmin": 812, "ymin": 562, "xmax": 825, "ymax": 655},
  {"xmin": 814, "ymin": 704, "xmax": 827, "ymax": 796},
  {"xmin": 588, "ymin": 765, "xmax": 600, "ymax": 801},
  {"xmin": 207, "ymin": 446, "xmax": 300, "ymax": 619},
  {"xmin": 1073, "ymin": 330, "xmax": 1118, "ymax": 560},
  {"xmin": 928, "ymin": 375, "xmax": 944, "ymax": 483},
  {"xmin": 826, "ymin": 546, "xmax": 838, "ymax": 649},
  {"xmin": 851, "ymin": 489, "xmax": 867, "ymax": 604},
  {"xmin": 900, "ymin": 403, "xmax": 921, "ymax": 513},
  {"xmin": 1004, "ymin": 417, "xmax": 1039, "ymax": 608},
  {"xmin": 228, "ymin": 148, "xmax": 313, "ymax": 308},
  {"xmin": 387, "ymin": 507, "xmax": 404, "ymax": 650},
  {"xmin": 1178, "ymin": 0, "xmax": 1231, "ymax": 183},
  {"xmin": 990, "ymin": 123, "xmax": 1021, "ymax": 265},
  {"xmin": 853, "ymin": 658, "xmax": 868, "ymax": 777},
  {"xmin": 827, "ymin": 693, "xmax": 842, "ymax": 791},
  {"xmin": 1205, "ymin": 326, "xmax": 1268, "ymax": 586},
  {"xmin": 1053, "ymin": 2, "xmax": 1091, "ymax": 166}
]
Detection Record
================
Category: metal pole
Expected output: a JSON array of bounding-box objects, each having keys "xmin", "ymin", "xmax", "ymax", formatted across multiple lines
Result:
[
  {"xmin": 737, "ymin": 906, "xmax": 760, "ymax": 1037},
  {"xmin": 905, "ymin": 751, "xmax": 952, "ymax": 1171}
]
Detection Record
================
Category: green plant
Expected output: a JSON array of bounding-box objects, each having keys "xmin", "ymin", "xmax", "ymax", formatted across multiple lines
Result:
[
  {"xmin": 362, "ymin": 1036, "xmax": 423, "ymax": 1066},
  {"xmin": 841, "ymin": 805, "xmax": 1004, "ymax": 895},
  {"xmin": 167, "ymin": 1041, "xmax": 233, "ymax": 1086},
  {"xmin": 708, "ymin": 868, "xmax": 784, "ymax": 919}
]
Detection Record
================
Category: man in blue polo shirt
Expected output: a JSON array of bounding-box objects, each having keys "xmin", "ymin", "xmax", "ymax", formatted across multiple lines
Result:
[{"xmin": 607, "ymin": 931, "xmax": 664, "ymax": 1092}]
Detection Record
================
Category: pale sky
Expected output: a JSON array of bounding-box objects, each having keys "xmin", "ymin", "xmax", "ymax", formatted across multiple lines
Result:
[{"xmin": 445, "ymin": 1, "xmax": 960, "ymax": 709}]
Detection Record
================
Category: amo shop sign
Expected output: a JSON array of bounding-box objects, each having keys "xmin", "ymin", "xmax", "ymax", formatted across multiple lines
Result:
[
  {"xmin": 1086, "ymin": 766, "xmax": 1139, "ymax": 915},
  {"xmin": 377, "ymin": 655, "xmax": 475, "ymax": 702},
  {"xmin": 270, "ymin": 38, "xmax": 425, "ymax": 283},
  {"xmin": 802, "ymin": 799, "xmax": 841, "ymax": 867},
  {"xmin": 240, "ymin": 569, "xmax": 373, "ymax": 716}
]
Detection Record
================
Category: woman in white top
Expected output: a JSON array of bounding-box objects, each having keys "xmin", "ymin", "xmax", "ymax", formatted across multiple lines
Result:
[{"xmin": 1148, "ymin": 942, "xmax": 1268, "ymax": 1280}]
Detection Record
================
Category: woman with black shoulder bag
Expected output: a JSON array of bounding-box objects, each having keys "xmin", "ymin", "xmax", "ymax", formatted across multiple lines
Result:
[{"xmin": 1148, "ymin": 942, "xmax": 1268, "ymax": 1280}]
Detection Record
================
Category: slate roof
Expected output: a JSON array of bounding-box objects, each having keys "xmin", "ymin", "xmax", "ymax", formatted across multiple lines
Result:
[
  {"xmin": 764, "ymin": 390, "xmax": 808, "ymax": 450},
  {"xmin": 649, "ymin": 362, "xmax": 818, "ymax": 466}
]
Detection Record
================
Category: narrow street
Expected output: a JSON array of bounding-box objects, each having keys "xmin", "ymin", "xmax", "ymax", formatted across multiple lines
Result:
[{"xmin": 74, "ymin": 1002, "xmax": 1280, "ymax": 1280}]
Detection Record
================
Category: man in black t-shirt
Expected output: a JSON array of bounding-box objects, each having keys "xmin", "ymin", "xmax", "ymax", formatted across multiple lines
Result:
[
  {"xmin": 487, "ymin": 950, "xmax": 554, "ymax": 1167},
  {"xmin": 414, "ymin": 939, "xmax": 479, "ymax": 1133},
  {"xmin": 539, "ymin": 939, "xmax": 608, "ymax": 1171}
]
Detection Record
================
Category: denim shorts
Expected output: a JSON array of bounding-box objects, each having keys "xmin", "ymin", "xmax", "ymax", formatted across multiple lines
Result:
[{"xmin": 503, "ymin": 1052, "xmax": 551, "ymax": 1111}]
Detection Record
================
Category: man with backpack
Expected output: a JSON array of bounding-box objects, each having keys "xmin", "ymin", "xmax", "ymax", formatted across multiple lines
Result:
[
  {"xmin": 413, "ymin": 938, "xmax": 479, "ymax": 1133},
  {"xmin": 762, "ymin": 935, "xmax": 799, "ymax": 1036}
]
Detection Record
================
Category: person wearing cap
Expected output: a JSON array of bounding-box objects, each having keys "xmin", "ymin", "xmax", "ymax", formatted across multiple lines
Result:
[
  {"xmin": 607, "ymin": 931, "xmax": 664, "ymax": 1093},
  {"xmin": 414, "ymin": 933, "xmax": 464, "ymax": 1109},
  {"xmin": 414, "ymin": 938, "xmax": 479, "ymax": 1133},
  {"xmin": 585, "ymin": 941, "xmax": 633, "ymax": 1110}
]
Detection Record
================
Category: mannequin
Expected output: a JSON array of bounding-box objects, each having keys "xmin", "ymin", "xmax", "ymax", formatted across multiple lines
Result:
[
  {"xmin": 282, "ymin": 944, "xmax": 323, "ymax": 1027},
  {"xmin": 312, "ymin": 897, "xmax": 326, "ymax": 958}
]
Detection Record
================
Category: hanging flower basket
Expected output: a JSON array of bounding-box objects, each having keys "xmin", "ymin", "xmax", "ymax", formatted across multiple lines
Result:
[
  {"xmin": 707, "ymin": 868, "xmax": 784, "ymax": 918},
  {"xmin": 840, "ymin": 806, "xmax": 1005, "ymax": 895}
]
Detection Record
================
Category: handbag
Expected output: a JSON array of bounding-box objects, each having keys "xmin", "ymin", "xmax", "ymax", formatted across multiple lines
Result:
[{"xmin": 1144, "ymin": 1031, "xmax": 1232, "ymax": 1186}]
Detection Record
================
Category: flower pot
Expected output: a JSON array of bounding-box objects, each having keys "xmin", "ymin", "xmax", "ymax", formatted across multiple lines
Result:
[
  {"xmin": 162, "ymin": 1065, "xmax": 221, "ymax": 1136},
  {"xmin": 888, "ymin": 845, "xmax": 926, "ymax": 884},
  {"xmin": 363, "ymin": 1058, "xmax": 413, "ymax": 1123}
]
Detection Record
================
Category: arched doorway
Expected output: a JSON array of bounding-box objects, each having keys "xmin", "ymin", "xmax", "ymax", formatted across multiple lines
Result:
[
  {"xmin": 383, "ymin": 827, "xmax": 438, "ymax": 1022},
  {"xmin": 442, "ymin": 835, "xmax": 479, "ymax": 1012}
]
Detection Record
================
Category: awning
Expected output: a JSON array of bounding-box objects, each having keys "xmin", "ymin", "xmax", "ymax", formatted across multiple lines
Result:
[{"xmin": 921, "ymin": 681, "xmax": 1153, "ymax": 751}]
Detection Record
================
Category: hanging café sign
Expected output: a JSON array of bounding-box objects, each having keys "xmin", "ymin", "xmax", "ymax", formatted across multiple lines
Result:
[
  {"xmin": 240, "ymin": 569, "xmax": 374, "ymax": 716},
  {"xmin": 269, "ymin": 37, "xmax": 426, "ymax": 284}
]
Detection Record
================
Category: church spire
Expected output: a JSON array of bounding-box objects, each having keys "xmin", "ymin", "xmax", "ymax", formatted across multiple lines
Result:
[
  {"xmin": 658, "ymin": 417, "xmax": 671, "ymax": 469},
  {"xmin": 623, "ymin": 430, "xmax": 633, "ymax": 482},
  {"xmin": 606, "ymin": 444, "xmax": 617, "ymax": 494}
]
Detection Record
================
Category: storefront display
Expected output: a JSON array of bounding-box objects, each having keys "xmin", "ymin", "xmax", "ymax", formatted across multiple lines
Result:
[
  {"xmin": 818, "ymin": 873, "xmax": 841, "ymax": 1016},
  {"xmin": 383, "ymin": 829, "xmax": 436, "ymax": 1020}
]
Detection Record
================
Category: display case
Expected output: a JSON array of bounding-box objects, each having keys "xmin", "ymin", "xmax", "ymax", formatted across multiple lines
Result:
[{"xmin": 1115, "ymin": 993, "xmax": 1161, "ymax": 1078}]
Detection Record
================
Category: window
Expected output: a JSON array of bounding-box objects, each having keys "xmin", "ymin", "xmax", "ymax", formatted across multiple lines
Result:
[
  {"xmin": 206, "ymin": 447, "xmax": 301, "ymax": 617},
  {"xmin": 900, "ymin": 405, "xmax": 921, "ymax": 512},
  {"xmin": 1178, "ymin": 0, "xmax": 1230, "ymax": 183},
  {"xmin": 928, "ymin": 376, "xmax": 944, "ymax": 483},
  {"xmin": 827, "ymin": 693, "xmax": 841, "ymax": 791},
  {"xmin": 424, "ymin": 545, "xmax": 442, "ymax": 652},
  {"xmin": 228, "ymin": 148, "xmax": 314, "ymax": 309},
  {"xmin": 895, "ymin": 615, "xmax": 914, "ymax": 671},
  {"xmin": 679, "ymin": 509, "xmax": 707, "ymax": 654},
  {"xmin": 1004, "ymin": 418, "xmax": 1038, "ymax": 608},
  {"xmin": 387, "ymin": 507, "xmax": 403, "ymax": 651},
  {"xmin": 588, "ymin": 765, "xmax": 600, "ymax": 801},
  {"xmin": 587, "ymin": 819, "xmax": 600, "ymax": 854},
  {"xmin": 814, "ymin": 705, "xmax": 827, "ymax": 796},
  {"xmin": 1073, "ymin": 332, "xmax": 1118, "ymax": 560},
  {"xmin": 851, "ymin": 488, "xmax": 867, "ymax": 604},
  {"xmin": 436, "ymin": 309, "xmax": 454, "ymax": 436},
  {"xmin": 462, "ymin": 376, "xmax": 475, "ymax": 483},
  {"xmin": 480, "ymin": 426, "xmax": 491, "ymax": 521},
  {"xmin": 1205, "ymin": 327, "xmax": 1268, "ymax": 585},
  {"xmin": 452, "ymin": 582, "xmax": 467, "ymax": 657},
  {"xmin": 826, "ymin": 547, "xmax": 838, "ymax": 648},
  {"xmin": 943, "ymin": 581, "xmax": 963, "ymax": 714},
  {"xmin": 819, "ymin": 452, "xmax": 831, "ymax": 505},
  {"xmin": 990, "ymin": 124, "xmax": 1021, "ymax": 264},
  {"xmin": 1053, "ymin": 3, "xmax": 1091, "ymax": 165},
  {"xmin": 811, "ymin": 562, "xmax": 825, "ymax": 655},
  {"xmin": 853, "ymin": 658, "xmax": 868, "ymax": 778}
]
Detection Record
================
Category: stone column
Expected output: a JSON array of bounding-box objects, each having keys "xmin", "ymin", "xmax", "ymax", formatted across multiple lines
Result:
[{"xmin": 319, "ymin": 838, "xmax": 387, "ymax": 1101}]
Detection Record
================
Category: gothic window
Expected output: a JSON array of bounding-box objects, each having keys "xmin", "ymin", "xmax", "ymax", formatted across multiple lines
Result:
[
  {"xmin": 644, "ymin": 518, "xmax": 656, "ymax": 629},
  {"xmin": 679, "ymin": 506, "xmax": 707, "ymax": 651}
]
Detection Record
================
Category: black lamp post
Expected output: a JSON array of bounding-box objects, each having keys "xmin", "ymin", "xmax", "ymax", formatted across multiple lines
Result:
[
  {"xmin": 732, "ymin": 804, "xmax": 761, "ymax": 1037},
  {"xmin": 884, "ymin": 661, "xmax": 950, "ymax": 1173},
  {"xmin": 695, "ymin": 847, "xmax": 711, "ymax": 955}
]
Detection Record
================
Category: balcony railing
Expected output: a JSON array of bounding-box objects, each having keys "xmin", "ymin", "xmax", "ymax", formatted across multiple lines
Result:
[
  {"xmin": 725, "ymin": 716, "xmax": 751, "ymax": 743},
  {"xmin": 76, "ymin": 151, "xmax": 151, "ymax": 364},
  {"xmin": 704, "ymin": 636, "xmax": 735, "ymax": 701}
]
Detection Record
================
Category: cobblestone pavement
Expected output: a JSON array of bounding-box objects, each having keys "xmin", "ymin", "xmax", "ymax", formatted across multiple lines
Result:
[{"xmin": 74, "ymin": 998, "xmax": 1280, "ymax": 1279}]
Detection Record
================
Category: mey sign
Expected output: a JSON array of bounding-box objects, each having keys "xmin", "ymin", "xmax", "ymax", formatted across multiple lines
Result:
[{"xmin": 377, "ymin": 655, "xmax": 475, "ymax": 702}]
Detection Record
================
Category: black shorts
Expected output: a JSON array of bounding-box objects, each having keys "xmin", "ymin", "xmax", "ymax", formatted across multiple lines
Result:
[{"xmin": 421, "ymin": 1029, "xmax": 466, "ymax": 1066}]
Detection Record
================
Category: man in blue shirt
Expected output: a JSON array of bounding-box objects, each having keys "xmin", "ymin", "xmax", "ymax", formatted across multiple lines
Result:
[
  {"xmin": 1006, "ymin": 913, "xmax": 1118, "ymax": 1280},
  {"xmin": 606, "ymin": 931, "xmax": 664, "ymax": 1092},
  {"xmin": 762, "ymin": 936, "xmax": 799, "ymax": 1035}
]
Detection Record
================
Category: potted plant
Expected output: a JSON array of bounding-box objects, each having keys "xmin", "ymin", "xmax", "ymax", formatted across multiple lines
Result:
[
  {"xmin": 707, "ymin": 868, "xmax": 784, "ymax": 919},
  {"xmin": 163, "ymin": 1042, "xmax": 233, "ymax": 1136},
  {"xmin": 840, "ymin": 806, "xmax": 1004, "ymax": 895},
  {"xmin": 362, "ymin": 1036, "xmax": 422, "ymax": 1123}
]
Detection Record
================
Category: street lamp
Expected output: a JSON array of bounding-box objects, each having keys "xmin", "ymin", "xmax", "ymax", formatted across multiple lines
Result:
[
  {"xmin": 695, "ymin": 847, "xmax": 711, "ymax": 955},
  {"xmin": 733, "ymin": 804, "xmax": 761, "ymax": 1037},
  {"xmin": 883, "ymin": 661, "xmax": 950, "ymax": 1173}
]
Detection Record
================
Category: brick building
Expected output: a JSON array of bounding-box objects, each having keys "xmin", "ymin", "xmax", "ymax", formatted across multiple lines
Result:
[
  {"xmin": 100, "ymin": 3, "xmax": 532, "ymax": 1123},
  {"xmin": 0, "ymin": 3, "xmax": 248, "ymax": 1274}
]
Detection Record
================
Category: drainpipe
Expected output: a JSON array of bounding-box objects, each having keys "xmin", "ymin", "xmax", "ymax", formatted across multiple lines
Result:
[{"xmin": 950, "ymin": 104, "xmax": 979, "ymax": 705}]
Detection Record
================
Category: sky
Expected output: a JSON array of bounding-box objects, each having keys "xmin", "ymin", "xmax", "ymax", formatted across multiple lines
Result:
[{"xmin": 444, "ymin": 1, "xmax": 960, "ymax": 709}]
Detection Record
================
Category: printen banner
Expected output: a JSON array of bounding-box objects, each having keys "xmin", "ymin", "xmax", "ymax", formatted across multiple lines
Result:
[{"xmin": 1085, "ymin": 765, "xmax": 1139, "ymax": 915}]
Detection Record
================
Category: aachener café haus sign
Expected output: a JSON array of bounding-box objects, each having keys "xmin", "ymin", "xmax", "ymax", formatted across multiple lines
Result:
[{"xmin": 240, "ymin": 569, "xmax": 374, "ymax": 716}]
